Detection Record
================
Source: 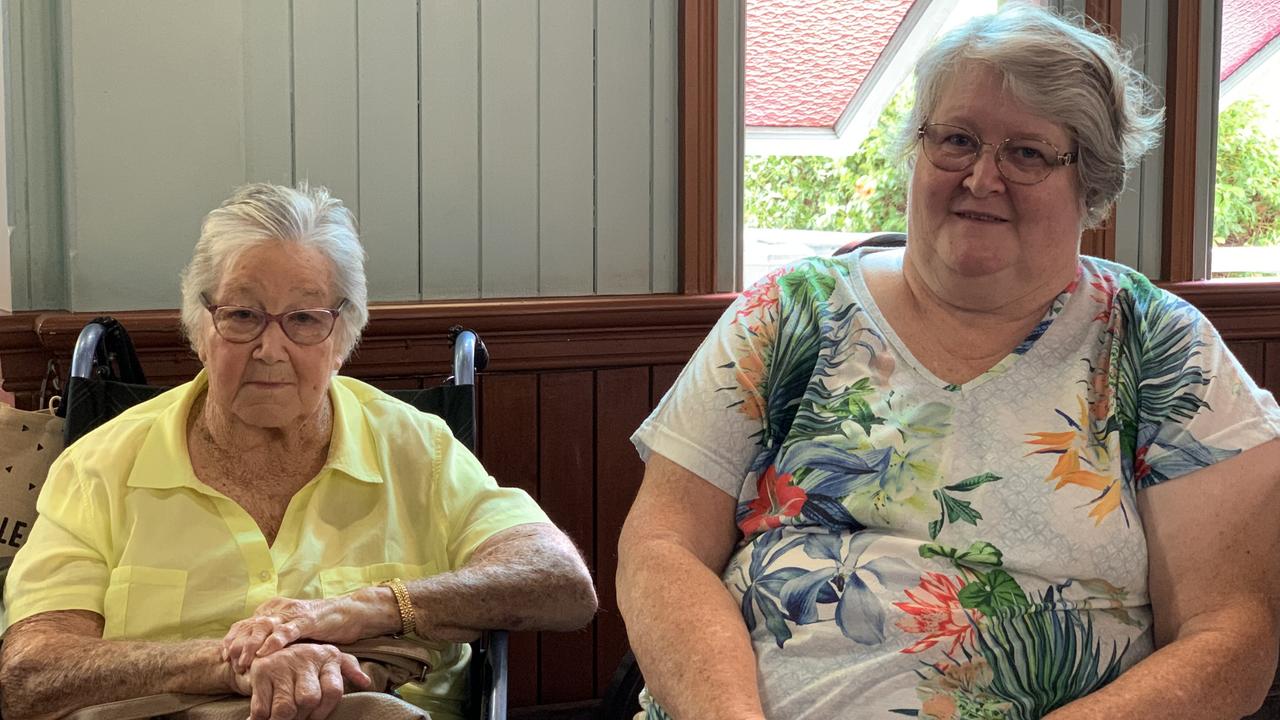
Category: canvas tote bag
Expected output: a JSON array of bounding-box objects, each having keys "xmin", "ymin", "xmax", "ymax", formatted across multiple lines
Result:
[{"xmin": 0, "ymin": 401, "xmax": 64, "ymax": 599}]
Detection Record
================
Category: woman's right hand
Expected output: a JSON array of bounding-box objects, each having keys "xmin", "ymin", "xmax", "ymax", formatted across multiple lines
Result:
[{"xmin": 228, "ymin": 642, "xmax": 372, "ymax": 720}]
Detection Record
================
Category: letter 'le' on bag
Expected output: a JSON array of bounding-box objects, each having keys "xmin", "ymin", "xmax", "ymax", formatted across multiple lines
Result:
[{"xmin": 0, "ymin": 402, "xmax": 64, "ymax": 587}]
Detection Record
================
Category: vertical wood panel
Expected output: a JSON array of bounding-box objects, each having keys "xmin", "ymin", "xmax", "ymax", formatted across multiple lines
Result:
[
  {"xmin": 537, "ymin": 371, "xmax": 597, "ymax": 702},
  {"xmin": 243, "ymin": 0, "xmax": 293, "ymax": 185},
  {"xmin": 1265, "ymin": 343, "xmax": 1280, "ymax": 395},
  {"xmin": 421, "ymin": 0, "xmax": 481, "ymax": 299},
  {"xmin": 680, "ymin": 0, "xmax": 718, "ymax": 294},
  {"xmin": 477, "ymin": 372, "xmax": 540, "ymax": 707},
  {"xmin": 651, "ymin": 0, "xmax": 680, "ymax": 293},
  {"xmin": 597, "ymin": 0, "xmax": 654, "ymax": 293},
  {"xmin": 7, "ymin": 0, "xmax": 67, "ymax": 310},
  {"xmin": 63, "ymin": 1, "xmax": 246, "ymax": 310},
  {"xmin": 1161, "ymin": 0, "xmax": 1198, "ymax": 282},
  {"xmin": 480, "ymin": 2, "xmax": 539, "ymax": 296},
  {"xmin": 594, "ymin": 367, "xmax": 651, "ymax": 691},
  {"xmin": 357, "ymin": 1, "xmax": 419, "ymax": 300},
  {"xmin": 293, "ymin": 0, "xmax": 359, "ymax": 218},
  {"xmin": 651, "ymin": 364, "xmax": 684, "ymax": 407},
  {"xmin": 538, "ymin": 0, "xmax": 595, "ymax": 296},
  {"xmin": 1229, "ymin": 341, "xmax": 1265, "ymax": 387}
]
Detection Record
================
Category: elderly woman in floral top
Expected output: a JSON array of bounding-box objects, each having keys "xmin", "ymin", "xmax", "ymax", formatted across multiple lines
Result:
[{"xmin": 619, "ymin": 6, "xmax": 1280, "ymax": 720}]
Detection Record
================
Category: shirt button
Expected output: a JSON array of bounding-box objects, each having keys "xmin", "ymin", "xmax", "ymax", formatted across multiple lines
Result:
[{"xmin": 259, "ymin": 570, "xmax": 272, "ymax": 581}]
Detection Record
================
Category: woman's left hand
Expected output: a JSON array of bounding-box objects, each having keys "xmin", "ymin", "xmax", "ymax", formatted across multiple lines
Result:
[{"xmin": 222, "ymin": 592, "xmax": 391, "ymax": 673}]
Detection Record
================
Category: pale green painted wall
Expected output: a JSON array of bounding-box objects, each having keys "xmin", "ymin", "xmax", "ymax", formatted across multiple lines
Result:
[{"xmin": 4, "ymin": 0, "xmax": 681, "ymax": 311}]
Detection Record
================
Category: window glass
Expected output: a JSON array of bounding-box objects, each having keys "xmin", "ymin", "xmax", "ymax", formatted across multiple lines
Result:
[
  {"xmin": 741, "ymin": 0, "xmax": 998, "ymax": 287},
  {"xmin": 1211, "ymin": 0, "xmax": 1280, "ymax": 279}
]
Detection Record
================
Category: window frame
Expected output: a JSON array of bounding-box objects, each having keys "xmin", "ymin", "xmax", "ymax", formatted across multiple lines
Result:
[{"xmin": 680, "ymin": 0, "xmax": 1252, "ymax": 292}]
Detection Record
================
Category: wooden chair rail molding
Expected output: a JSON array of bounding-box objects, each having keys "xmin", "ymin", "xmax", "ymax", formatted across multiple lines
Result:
[
  {"xmin": 6, "ymin": 283, "xmax": 1280, "ymax": 407},
  {"xmin": 0, "ymin": 294, "xmax": 736, "ymax": 409}
]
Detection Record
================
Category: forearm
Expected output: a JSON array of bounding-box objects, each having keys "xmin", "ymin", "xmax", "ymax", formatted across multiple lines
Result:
[
  {"xmin": 0, "ymin": 612, "xmax": 234, "ymax": 720},
  {"xmin": 404, "ymin": 524, "xmax": 597, "ymax": 639},
  {"xmin": 1047, "ymin": 599, "xmax": 1278, "ymax": 720},
  {"xmin": 618, "ymin": 538, "xmax": 765, "ymax": 720}
]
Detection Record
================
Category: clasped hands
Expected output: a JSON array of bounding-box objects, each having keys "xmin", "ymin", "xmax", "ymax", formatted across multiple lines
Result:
[{"xmin": 219, "ymin": 593, "xmax": 389, "ymax": 720}]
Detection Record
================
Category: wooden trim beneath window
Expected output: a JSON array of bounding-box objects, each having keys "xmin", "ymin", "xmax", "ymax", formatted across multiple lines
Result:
[
  {"xmin": 1080, "ymin": 0, "xmax": 1121, "ymax": 261},
  {"xmin": 678, "ymin": 0, "xmax": 717, "ymax": 294},
  {"xmin": 1161, "ymin": 280, "xmax": 1280, "ymax": 340},
  {"xmin": 1161, "ymin": 0, "xmax": 1200, "ymax": 282}
]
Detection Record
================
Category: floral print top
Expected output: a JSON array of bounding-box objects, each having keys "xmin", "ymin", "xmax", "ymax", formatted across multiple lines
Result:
[{"xmin": 630, "ymin": 248, "xmax": 1280, "ymax": 720}]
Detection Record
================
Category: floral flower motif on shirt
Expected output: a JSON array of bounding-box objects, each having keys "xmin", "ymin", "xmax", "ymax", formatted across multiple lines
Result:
[
  {"xmin": 734, "ymin": 265, "xmax": 786, "ymax": 324},
  {"xmin": 730, "ymin": 528, "xmax": 914, "ymax": 649},
  {"xmin": 738, "ymin": 465, "xmax": 807, "ymax": 535},
  {"xmin": 907, "ymin": 656, "xmax": 1012, "ymax": 720},
  {"xmin": 894, "ymin": 572, "xmax": 980, "ymax": 654},
  {"xmin": 1026, "ymin": 395, "xmax": 1124, "ymax": 526}
]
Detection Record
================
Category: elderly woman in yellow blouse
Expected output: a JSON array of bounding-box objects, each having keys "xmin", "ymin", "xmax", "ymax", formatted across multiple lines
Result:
[{"xmin": 0, "ymin": 183, "xmax": 597, "ymax": 720}]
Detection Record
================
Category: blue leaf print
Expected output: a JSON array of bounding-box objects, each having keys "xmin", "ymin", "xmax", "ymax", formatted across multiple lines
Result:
[
  {"xmin": 800, "ymin": 532, "xmax": 844, "ymax": 563},
  {"xmin": 779, "ymin": 567, "xmax": 838, "ymax": 625},
  {"xmin": 857, "ymin": 555, "xmax": 918, "ymax": 589},
  {"xmin": 836, "ymin": 572, "xmax": 886, "ymax": 644},
  {"xmin": 755, "ymin": 566, "xmax": 809, "ymax": 599},
  {"xmin": 755, "ymin": 590, "xmax": 793, "ymax": 648},
  {"xmin": 783, "ymin": 441, "xmax": 890, "ymax": 479},
  {"xmin": 749, "ymin": 527, "xmax": 785, "ymax": 578},
  {"xmin": 803, "ymin": 493, "xmax": 862, "ymax": 531},
  {"xmin": 1143, "ymin": 424, "xmax": 1240, "ymax": 487}
]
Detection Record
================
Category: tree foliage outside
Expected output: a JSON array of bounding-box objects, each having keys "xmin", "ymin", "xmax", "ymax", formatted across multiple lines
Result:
[
  {"xmin": 743, "ymin": 88, "xmax": 911, "ymax": 234},
  {"xmin": 1213, "ymin": 97, "xmax": 1280, "ymax": 248},
  {"xmin": 745, "ymin": 90, "xmax": 1280, "ymax": 251}
]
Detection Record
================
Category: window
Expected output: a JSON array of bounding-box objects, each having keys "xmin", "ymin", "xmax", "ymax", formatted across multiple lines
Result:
[
  {"xmin": 740, "ymin": 0, "xmax": 1000, "ymax": 287},
  {"xmin": 1210, "ymin": 0, "xmax": 1280, "ymax": 279}
]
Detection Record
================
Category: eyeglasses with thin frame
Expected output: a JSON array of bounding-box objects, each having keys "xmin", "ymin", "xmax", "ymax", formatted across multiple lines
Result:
[
  {"xmin": 201, "ymin": 293, "xmax": 348, "ymax": 345},
  {"xmin": 916, "ymin": 122, "xmax": 1077, "ymax": 185}
]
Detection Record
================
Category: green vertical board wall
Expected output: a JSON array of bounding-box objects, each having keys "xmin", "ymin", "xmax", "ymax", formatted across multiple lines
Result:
[{"xmin": 6, "ymin": 0, "xmax": 680, "ymax": 311}]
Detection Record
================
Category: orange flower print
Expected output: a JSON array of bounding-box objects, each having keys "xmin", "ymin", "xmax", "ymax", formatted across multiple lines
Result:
[
  {"xmin": 733, "ymin": 350, "xmax": 767, "ymax": 420},
  {"xmin": 893, "ymin": 573, "xmax": 979, "ymax": 654},
  {"xmin": 738, "ymin": 465, "xmax": 807, "ymax": 535},
  {"xmin": 1090, "ymin": 271, "xmax": 1120, "ymax": 322},
  {"xmin": 1026, "ymin": 396, "xmax": 1122, "ymax": 525},
  {"xmin": 735, "ymin": 266, "xmax": 785, "ymax": 322}
]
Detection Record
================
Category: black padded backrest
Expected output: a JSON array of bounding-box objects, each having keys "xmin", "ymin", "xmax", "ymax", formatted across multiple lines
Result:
[
  {"xmin": 833, "ymin": 231, "xmax": 907, "ymax": 256},
  {"xmin": 63, "ymin": 377, "xmax": 169, "ymax": 446},
  {"xmin": 388, "ymin": 385, "xmax": 476, "ymax": 451}
]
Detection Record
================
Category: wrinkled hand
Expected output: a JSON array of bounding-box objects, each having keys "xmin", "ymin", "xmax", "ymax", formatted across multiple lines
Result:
[
  {"xmin": 229, "ymin": 642, "xmax": 371, "ymax": 720},
  {"xmin": 223, "ymin": 596, "xmax": 373, "ymax": 673}
]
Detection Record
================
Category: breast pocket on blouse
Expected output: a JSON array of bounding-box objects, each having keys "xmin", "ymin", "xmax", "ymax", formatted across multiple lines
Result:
[
  {"xmin": 102, "ymin": 566, "xmax": 188, "ymax": 640},
  {"xmin": 319, "ymin": 562, "xmax": 437, "ymax": 598}
]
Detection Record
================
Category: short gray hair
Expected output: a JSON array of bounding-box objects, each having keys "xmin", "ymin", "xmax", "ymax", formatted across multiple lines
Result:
[
  {"xmin": 895, "ymin": 3, "xmax": 1164, "ymax": 228},
  {"xmin": 179, "ymin": 182, "xmax": 369, "ymax": 360}
]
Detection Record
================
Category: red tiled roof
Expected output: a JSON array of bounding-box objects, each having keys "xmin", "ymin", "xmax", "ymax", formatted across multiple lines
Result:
[
  {"xmin": 745, "ymin": 0, "xmax": 916, "ymax": 129},
  {"xmin": 1221, "ymin": 0, "xmax": 1280, "ymax": 81}
]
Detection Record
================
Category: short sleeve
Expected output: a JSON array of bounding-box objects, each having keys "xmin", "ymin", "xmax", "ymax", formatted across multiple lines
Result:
[
  {"xmin": 429, "ymin": 419, "xmax": 550, "ymax": 570},
  {"xmin": 1123, "ymin": 283, "xmax": 1280, "ymax": 489},
  {"xmin": 2, "ymin": 453, "xmax": 114, "ymax": 631},
  {"xmin": 631, "ymin": 259, "xmax": 829, "ymax": 497}
]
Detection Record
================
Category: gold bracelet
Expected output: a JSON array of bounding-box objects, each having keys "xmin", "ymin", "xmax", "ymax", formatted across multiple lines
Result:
[{"xmin": 379, "ymin": 578, "xmax": 418, "ymax": 637}]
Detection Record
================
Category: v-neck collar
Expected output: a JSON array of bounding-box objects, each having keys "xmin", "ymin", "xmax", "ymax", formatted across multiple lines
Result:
[{"xmin": 847, "ymin": 246, "xmax": 1081, "ymax": 394}]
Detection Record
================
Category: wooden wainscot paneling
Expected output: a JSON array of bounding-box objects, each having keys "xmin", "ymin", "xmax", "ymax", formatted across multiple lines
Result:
[{"xmin": 0, "ymin": 294, "xmax": 732, "ymax": 716}]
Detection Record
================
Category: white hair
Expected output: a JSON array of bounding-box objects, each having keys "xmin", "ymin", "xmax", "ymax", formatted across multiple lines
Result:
[
  {"xmin": 179, "ymin": 182, "xmax": 369, "ymax": 360},
  {"xmin": 894, "ymin": 3, "xmax": 1164, "ymax": 228}
]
